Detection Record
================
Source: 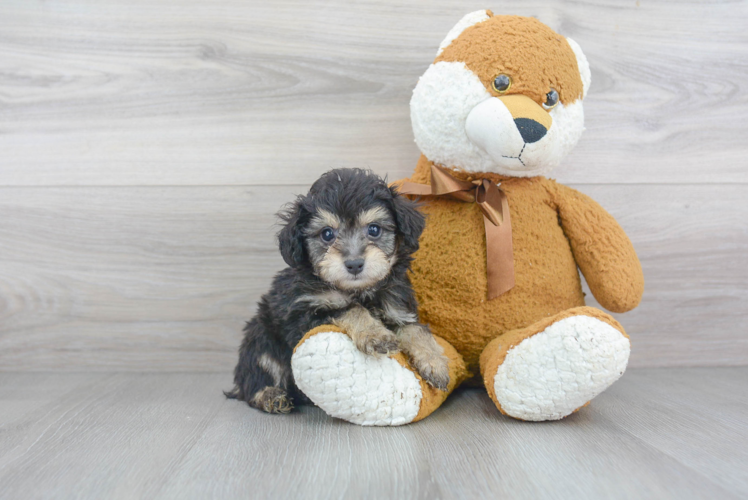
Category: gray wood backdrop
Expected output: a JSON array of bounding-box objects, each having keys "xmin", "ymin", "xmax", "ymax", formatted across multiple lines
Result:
[{"xmin": 1, "ymin": 0, "xmax": 746, "ymax": 371}]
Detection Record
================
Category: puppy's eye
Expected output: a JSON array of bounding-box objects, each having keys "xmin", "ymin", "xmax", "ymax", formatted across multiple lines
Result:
[
  {"xmin": 543, "ymin": 88, "xmax": 559, "ymax": 110},
  {"xmin": 492, "ymin": 74, "xmax": 511, "ymax": 94},
  {"xmin": 320, "ymin": 227, "xmax": 336, "ymax": 243},
  {"xmin": 367, "ymin": 224, "xmax": 382, "ymax": 239}
]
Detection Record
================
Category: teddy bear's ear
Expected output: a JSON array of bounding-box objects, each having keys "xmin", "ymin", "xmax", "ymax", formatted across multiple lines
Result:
[
  {"xmin": 565, "ymin": 37, "xmax": 591, "ymax": 99},
  {"xmin": 436, "ymin": 10, "xmax": 493, "ymax": 58}
]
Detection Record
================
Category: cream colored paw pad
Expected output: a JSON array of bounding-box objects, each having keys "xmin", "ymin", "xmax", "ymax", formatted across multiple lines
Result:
[
  {"xmin": 291, "ymin": 331, "xmax": 422, "ymax": 426},
  {"xmin": 494, "ymin": 316, "xmax": 630, "ymax": 421}
]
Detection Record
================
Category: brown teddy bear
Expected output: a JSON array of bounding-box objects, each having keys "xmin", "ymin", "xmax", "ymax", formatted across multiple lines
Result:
[{"xmin": 291, "ymin": 11, "xmax": 644, "ymax": 425}]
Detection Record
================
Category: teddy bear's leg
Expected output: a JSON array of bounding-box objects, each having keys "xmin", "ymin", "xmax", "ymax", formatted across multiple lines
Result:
[
  {"xmin": 291, "ymin": 325, "xmax": 467, "ymax": 426},
  {"xmin": 479, "ymin": 306, "xmax": 631, "ymax": 421}
]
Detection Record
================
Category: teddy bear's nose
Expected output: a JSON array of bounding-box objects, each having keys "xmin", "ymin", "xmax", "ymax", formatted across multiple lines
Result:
[{"xmin": 514, "ymin": 118, "xmax": 548, "ymax": 144}]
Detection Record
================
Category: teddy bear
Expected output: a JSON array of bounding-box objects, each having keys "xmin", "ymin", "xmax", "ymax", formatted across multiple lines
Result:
[{"xmin": 290, "ymin": 11, "xmax": 644, "ymax": 425}]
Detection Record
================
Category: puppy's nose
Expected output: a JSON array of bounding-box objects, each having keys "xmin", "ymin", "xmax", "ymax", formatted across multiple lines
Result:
[
  {"xmin": 344, "ymin": 258, "xmax": 365, "ymax": 276},
  {"xmin": 514, "ymin": 118, "xmax": 547, "ymax": 144}
]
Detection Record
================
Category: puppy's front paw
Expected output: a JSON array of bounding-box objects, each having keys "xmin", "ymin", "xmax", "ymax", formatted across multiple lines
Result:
[
  {"xmin": 356, "ymin": 329, "xmax": 400, "ymax": 356},
  {"xmin": 253, "ymin": 386, "xmax": 293, "ymax": 414},
  {"xmin": 411, "ymin": 353, "xmax": 450, "ymax": 391}
]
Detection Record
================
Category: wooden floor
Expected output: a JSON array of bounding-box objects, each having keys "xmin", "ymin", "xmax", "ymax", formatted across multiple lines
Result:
[{"xmin": 1, "ymin": 367, "xmax": 746, "ymax": 499}]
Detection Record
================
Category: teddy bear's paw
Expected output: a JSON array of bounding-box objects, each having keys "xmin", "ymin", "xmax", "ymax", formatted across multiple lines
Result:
[
  {"xmin": 492, "ymin": 314, "xmax": 630, "ymax": 421},
  {"xmin": 291, "ymin": 329, "xmax": 422, "ymax": 426}
]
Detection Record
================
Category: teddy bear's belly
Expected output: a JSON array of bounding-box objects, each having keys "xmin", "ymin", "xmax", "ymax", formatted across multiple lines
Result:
[{"xmin": 410, "ymin": 196, "xmax": 585, "ymax": 379}]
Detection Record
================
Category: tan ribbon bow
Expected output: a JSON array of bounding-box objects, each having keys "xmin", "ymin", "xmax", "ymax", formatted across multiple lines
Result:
[{"xmin": 399, "ymin": 164, "xmax": 515, "ymax": 300}]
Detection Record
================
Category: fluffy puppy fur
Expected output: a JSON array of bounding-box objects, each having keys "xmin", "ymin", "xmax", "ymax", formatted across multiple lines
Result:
[{"xmin": 226, "ymin": 168, "xmax": 450, "ymax": 413}]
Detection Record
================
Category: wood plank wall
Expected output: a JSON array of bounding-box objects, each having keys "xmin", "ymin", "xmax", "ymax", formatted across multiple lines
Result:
[{"xmin": 1, "ymin": 0, "xmax": 746, "ymax": 371}]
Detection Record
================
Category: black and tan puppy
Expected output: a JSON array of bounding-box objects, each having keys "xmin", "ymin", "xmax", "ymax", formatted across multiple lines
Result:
[{"xmin": 226, "ymin": 168, "xmax": 449, "ymax": 413}]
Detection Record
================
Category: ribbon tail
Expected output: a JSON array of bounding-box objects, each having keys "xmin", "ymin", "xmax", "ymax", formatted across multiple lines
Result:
[
  {"xmin": 397, "ymin": 181, "xmax": 435, "ymax": 196},
  {"xmin": 483, "ymin": 189, "xmax": 515, "ymax": 300},
  {"xmin": 476, "ymin": 178, "xmax": 504, "ymax": 226}
]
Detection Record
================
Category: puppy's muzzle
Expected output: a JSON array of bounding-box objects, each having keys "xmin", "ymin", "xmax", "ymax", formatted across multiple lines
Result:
[{"xmin": 344, "ymin": 258, "xmax": 365, "ymax": 276}]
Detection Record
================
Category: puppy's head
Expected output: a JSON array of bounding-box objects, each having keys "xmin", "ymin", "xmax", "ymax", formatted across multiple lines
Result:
[{"xmin": 277, "ymin": 169, "xmax": 424, "ymax": 290}]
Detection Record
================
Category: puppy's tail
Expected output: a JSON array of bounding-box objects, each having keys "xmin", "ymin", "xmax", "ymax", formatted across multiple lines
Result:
[{"xmin": 223, "ymin": 387, "xmax": 241, "ymax": 400}]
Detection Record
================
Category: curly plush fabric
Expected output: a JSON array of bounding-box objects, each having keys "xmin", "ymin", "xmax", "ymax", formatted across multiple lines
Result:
[
  {"xmin": 292, "ymin": 326, "xmax": 468, "ymax": 425},
  {"xmin": 292, "ymin": 329, "xmax": 423, "ymax": 426},
  {"xmin": 397, "ymin": 156, "xmax": 644, "ymax": 380},
  {"xmin": 492, "ymin": 315, "xmax": 630, "ymax": 420},
  {"xmin": 479, "ymin": 306, "xmax": 630, "ymax": 420}
]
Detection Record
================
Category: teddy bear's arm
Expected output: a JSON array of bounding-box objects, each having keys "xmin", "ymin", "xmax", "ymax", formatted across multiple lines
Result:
[{"xmin": 553, "ymin": 183, "xmax": 644, "ymax": 313}]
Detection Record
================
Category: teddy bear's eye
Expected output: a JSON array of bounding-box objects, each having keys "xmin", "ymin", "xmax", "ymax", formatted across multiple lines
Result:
[
  {"xmin": 492, "ymin": 74, "xmax": 511, "ymax": 93},
  {"xmin": 543, "ymin": 89, "xmax": 559, "ymax": 110}
]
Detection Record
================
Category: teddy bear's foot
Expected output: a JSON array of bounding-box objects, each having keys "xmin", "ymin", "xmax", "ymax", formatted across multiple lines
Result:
[
  {"xmin": 291, "ymin": 325, "xmax": 467, "ymax": 426},
  {"xmin": 480, "ymin": 306, "xmax": 630, "ymax": 421}
]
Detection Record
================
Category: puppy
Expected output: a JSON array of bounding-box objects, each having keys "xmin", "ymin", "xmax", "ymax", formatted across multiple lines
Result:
[{"xmin": 225, "ymin": 168, "xmax": 450, "ymax": 413}]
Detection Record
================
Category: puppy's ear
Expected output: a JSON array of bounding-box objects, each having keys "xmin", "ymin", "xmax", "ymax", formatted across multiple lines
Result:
[
  {"xmin": 390, "ymin": 187, "xmax": 425, "ymax": 255},
  {"xmin": 277, "ymin": 197, "xmax": 307, "ymax": 268}
]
